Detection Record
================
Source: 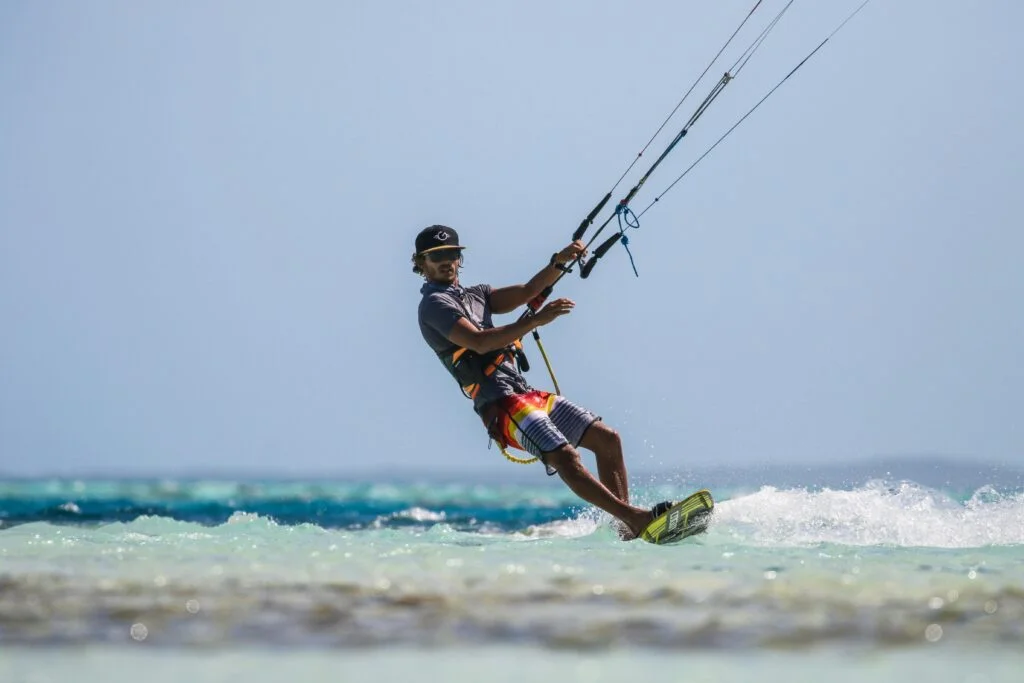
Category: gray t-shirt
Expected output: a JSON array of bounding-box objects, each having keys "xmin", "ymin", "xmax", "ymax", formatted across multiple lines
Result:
[{"xmin": 418, "ymin": 281, "xmax": 531, "ymax": 411}]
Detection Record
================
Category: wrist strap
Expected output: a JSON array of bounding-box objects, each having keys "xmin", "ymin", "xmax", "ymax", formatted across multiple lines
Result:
[{"xmin": 549, "ymin": 253, "xmax": 571, "ymax": 272}]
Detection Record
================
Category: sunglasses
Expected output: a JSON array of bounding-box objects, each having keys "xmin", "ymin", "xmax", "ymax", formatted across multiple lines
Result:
[{"xmin": 424, "ymin": 248, "xmax": 463, "ymax": 263}]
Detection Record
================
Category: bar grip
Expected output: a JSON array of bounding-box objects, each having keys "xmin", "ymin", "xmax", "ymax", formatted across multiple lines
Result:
[
  {"xmin": 573, "ymin": 192, "xmax": 612, "ymax": 242},
  {"xmin": 580, "ymin": 233, "xmax": 622, "ymax": 279}
]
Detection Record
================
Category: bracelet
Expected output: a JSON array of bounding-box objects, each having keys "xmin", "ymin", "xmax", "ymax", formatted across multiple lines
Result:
[{"xmin": 548, "ymin": 252, "xmax": 573, "ymax": 273}]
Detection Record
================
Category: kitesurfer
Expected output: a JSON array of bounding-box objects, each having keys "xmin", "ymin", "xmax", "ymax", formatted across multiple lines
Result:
[{"xmin": 413, "ymin": 225, "xmax": 667, "ymax": 539}]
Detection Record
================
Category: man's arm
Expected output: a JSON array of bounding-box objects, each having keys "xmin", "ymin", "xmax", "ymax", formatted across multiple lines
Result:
[
  {"xmin": 447, "ymin": 298, "xmax": 575, "ymax": 353},
  {"xmin": 489, "ymin": 241, "xmax": 586, "ymax": 315}
]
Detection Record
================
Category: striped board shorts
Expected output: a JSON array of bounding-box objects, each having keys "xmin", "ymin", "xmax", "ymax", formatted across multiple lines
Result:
[{"xmin": 481, "ymin": 390, "xmax": 600, "ymax": 474}]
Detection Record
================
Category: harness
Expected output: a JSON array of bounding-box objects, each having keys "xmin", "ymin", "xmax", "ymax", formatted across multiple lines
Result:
[
  {"xmin": 441, "ymin": 341, "xmax": 524, "ymax": 401},
  {"xmin": 435, "ymin": 341, "xmax": 539, "ymax": 465},
  {"xmin": 434, "ymin": 292, "xmax": 539, "ymax": 465}
]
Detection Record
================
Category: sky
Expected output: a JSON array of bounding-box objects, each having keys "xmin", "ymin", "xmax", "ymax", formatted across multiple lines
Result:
[{"xmin": 1, "ymin": 1, "xmax": 1022, "ymax": 478}]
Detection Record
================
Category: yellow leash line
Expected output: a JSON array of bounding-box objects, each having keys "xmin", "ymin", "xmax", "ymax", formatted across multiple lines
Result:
[
  {"xmin": 500, "ymin": 443, "xmax": 537, "ymax": 465},
  {"xmin": 533, "ymin": 334, "xmax": 562, "ymax": 396}
]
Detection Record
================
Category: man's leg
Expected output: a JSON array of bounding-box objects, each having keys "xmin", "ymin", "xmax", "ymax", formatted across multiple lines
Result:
[
  {"xmin": 543, "ymin": 445, "xmax": 653, "ymax": 538},
  {"xmin": 578, "ymin": 421, "xmax": 630, "ymax": 504}
]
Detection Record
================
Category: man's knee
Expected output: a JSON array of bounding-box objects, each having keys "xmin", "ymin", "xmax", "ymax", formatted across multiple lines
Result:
[
  {"xmin": 585, "ymin": 421, "xmax": 622, "ymax": 451},
  {"xmin": 542, "ymin": 444, "xmax": 582, "ymax": 473},
  {"xmin": 601, "ymin": 425, "xmax": 622, "ymax": 449}
]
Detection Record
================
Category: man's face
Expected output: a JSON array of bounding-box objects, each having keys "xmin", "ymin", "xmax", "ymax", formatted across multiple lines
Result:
[{"xmin": 422, "ymin": 248, "xmax": 463, "ymax": 284}]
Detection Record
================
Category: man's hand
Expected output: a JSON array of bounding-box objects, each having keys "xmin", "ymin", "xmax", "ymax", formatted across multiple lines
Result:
[
  {"xmin": 534, "ymin": 298, "xmax": 576, "ymax": 325},
  {"xmin": 554, "ymin": 240, "xmax": 587, "ymax": 266}
]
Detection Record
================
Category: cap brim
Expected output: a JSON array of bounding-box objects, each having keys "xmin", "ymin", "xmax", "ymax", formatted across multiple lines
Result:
[{"xmin": 419, "ymin": 245, "xmax": 466, "ymax": 254}]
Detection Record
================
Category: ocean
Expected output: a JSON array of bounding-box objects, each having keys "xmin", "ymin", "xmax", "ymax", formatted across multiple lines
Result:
[{"xmin": 1, "ymin": 459, "xmax": 1022, "ymax": 682}]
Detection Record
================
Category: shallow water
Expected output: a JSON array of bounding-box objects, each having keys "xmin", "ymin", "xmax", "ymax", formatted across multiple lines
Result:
[
  {"xmin": 1, "ymin": 468, "xmax": 1022, "ymax": 681},
  {"xmin": 2, "ymin": 646, "xmax": 1023, "ymax": 683}
]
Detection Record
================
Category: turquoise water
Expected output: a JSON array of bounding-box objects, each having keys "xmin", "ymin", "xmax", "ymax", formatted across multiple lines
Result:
[{"xmin": 1, "ymin": 463, "xmax": 1023, "ymax": 681}]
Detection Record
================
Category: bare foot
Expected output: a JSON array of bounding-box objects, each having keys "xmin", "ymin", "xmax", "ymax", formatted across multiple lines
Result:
[
  {"xmin": 623, "ymin": 501, "xmax": 673, "ymax": 540},
  {"xmin": 621, "ymin": 510, "xmax": 656, "ymax": 540}
]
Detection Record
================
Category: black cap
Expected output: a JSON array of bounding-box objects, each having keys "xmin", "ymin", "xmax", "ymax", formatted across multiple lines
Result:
[{"xmin": 415, "ymin": 225, "xmax": 465, "ymax": 254}]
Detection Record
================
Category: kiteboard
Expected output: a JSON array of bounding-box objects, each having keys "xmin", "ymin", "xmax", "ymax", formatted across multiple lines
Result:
[{"xmin": 640, "ymin": 489, "xmax": 714, "ymax": 545}]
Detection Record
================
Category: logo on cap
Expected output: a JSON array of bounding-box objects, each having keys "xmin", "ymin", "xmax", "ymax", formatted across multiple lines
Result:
[{"xmin": 435, "ymin": 230, "xmax": 449, "ymax": 241}]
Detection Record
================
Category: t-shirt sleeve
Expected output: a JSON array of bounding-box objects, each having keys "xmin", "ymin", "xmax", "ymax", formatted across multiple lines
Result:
[
  {"xmin": 476, "ymin": 283, "xmax": 493, "ymax": 307},
  {"xmin": 420, "ymin": 294, "xmax": 465, "ymax": 339}
]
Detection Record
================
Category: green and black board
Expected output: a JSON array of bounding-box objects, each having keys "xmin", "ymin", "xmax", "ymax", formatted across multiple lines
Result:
[{"xmin": 640, "ymin": 489, "xmax": 714, "ymax": 545}]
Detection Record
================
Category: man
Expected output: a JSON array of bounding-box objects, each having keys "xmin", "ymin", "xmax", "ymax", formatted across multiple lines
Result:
[{"xmin": 413, "ymin": 224, "xmax": 665, "ymax": 539}]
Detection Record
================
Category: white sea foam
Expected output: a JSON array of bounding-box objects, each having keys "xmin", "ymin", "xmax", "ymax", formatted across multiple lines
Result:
[
  {"xmin": 226, "ymin": 510, "xmax": 275, "ymax": 525},
  {"xmin": 394, "ymin": 507, "xmax": 447, "ymax": 522},
  {"xmin": 512, "ymin": 515, "xmax": 600, "ymax": 540},
  {"xmin": 715, "ymin": 481, "xmax": 1024, "ymax": 547}
]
